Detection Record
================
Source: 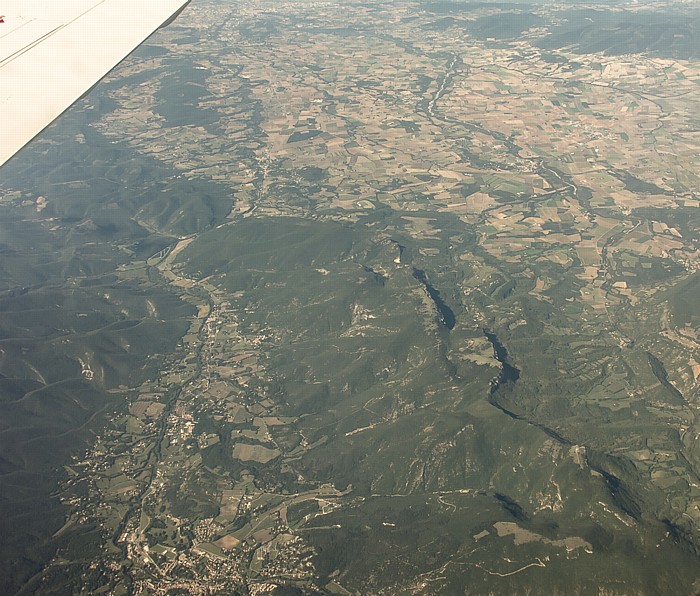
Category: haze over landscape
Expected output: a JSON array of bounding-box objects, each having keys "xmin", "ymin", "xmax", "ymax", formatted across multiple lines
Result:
[{"xmin": 1, "ymin": 0, "xmax": 700, "ymax": 593}]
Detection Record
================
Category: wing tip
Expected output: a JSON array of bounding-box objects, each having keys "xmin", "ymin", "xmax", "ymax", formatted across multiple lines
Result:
[{"xmin": 159, "ymin": 0, "xmax": 192, "ymax": 29}]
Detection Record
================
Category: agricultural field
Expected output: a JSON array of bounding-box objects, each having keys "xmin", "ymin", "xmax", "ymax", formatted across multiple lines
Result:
[{"xmin": 1, "ymin": 0, "xmax": 700, "ymax": 593}]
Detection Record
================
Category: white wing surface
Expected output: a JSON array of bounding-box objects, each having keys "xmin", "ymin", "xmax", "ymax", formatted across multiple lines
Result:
[{"xmin": 0, "ymin": 0, "xmax": 190, "ymax": 166}]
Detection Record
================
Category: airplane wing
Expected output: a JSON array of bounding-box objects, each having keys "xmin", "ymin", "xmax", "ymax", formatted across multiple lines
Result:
[{"xmin": 0, "ymin": 0, "xmax": 191, "ymax": 167}]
